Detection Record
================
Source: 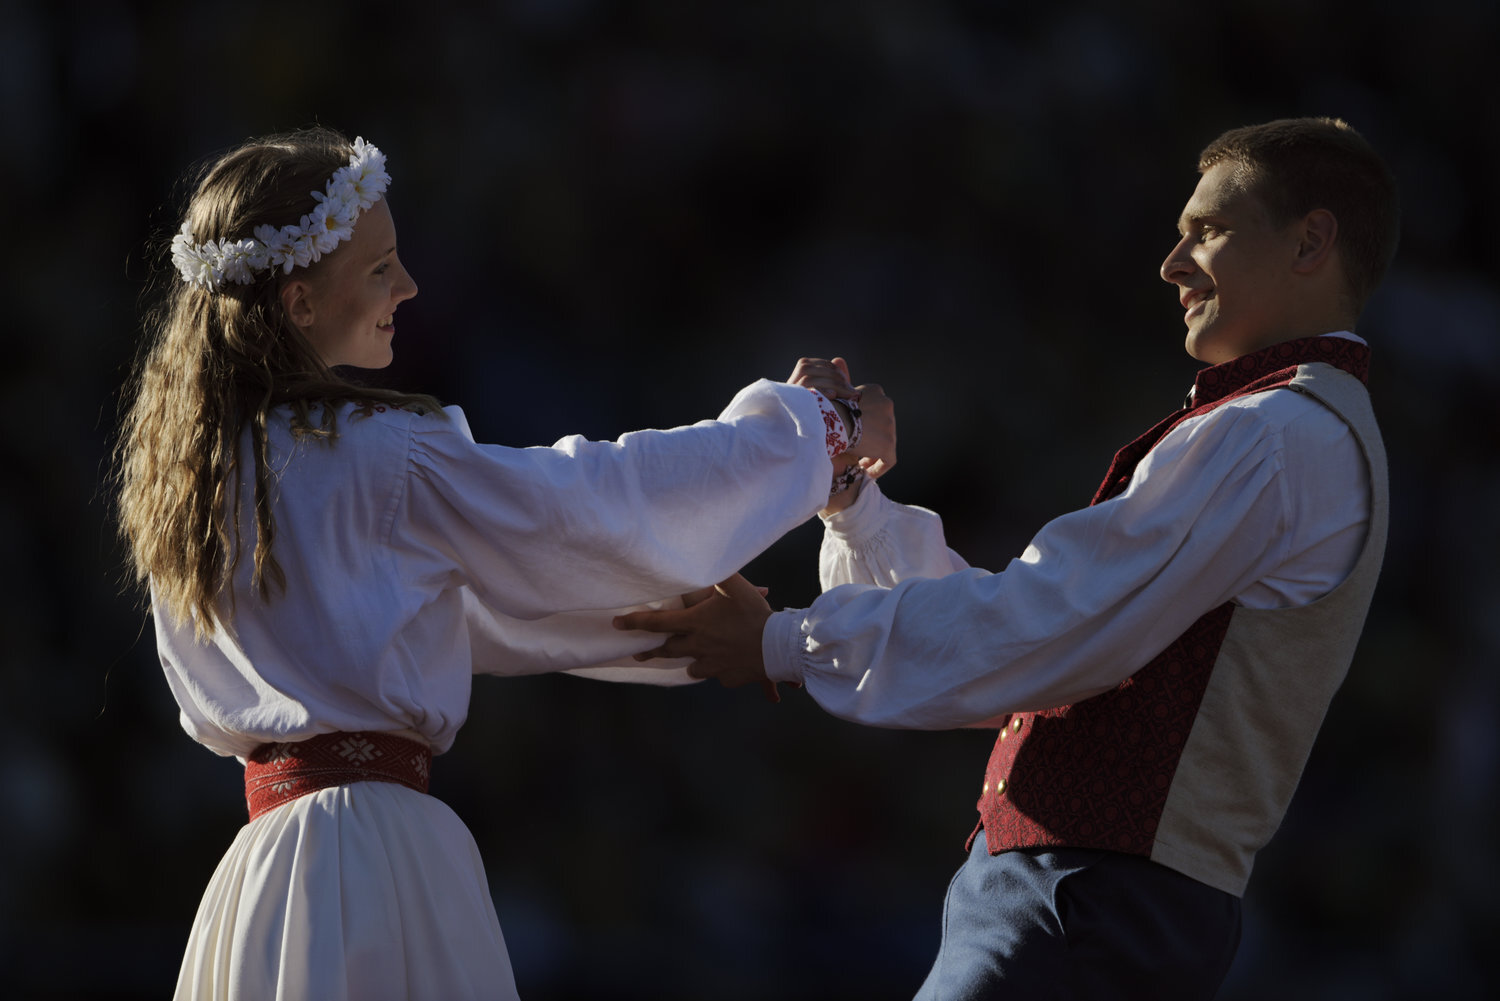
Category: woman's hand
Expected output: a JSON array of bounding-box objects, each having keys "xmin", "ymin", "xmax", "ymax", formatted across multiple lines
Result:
[{"xmin": 787, "ymin": 356, "xmax": 859, "ymax": 406}]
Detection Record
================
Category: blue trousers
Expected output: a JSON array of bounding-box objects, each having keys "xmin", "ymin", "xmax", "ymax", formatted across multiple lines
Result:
[{"xmin": 912, "ymin": 831, "xmax": 1241, "ymax": 1000}]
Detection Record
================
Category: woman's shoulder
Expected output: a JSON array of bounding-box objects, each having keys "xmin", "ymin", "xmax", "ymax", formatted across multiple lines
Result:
[
  {"xmin": 269, "ymin": 398, "xmax": 460, "ymax": 441},
  {"xmin": 326, "ymin": 401, "xmax": 483, "ymax": 475},
  {"xmin": 259, "ymin": 400, "xmax": 450, "ymax": 479}
]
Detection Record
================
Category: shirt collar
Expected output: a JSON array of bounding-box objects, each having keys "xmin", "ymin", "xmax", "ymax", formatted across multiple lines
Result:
[{"xmin": 1187, "ymin": 333, "xmax": 1371, "ymax": 408}]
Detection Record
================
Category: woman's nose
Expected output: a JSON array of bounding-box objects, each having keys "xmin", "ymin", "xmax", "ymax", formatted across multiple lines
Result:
[{"xmin": 395, "ymin": 260, "xmax": 418, "ymax": 301}]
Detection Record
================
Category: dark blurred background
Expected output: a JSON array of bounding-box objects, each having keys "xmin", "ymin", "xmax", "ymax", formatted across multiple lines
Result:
[{"xmin": 6, "ymin": 0, "xmax": 1497, "ymax": 998}]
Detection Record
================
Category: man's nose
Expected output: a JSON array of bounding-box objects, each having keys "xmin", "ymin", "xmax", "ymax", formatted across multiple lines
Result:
[{"xmin": 1160, "ymin": 235, "xmax": 1194, "ymax": 283}]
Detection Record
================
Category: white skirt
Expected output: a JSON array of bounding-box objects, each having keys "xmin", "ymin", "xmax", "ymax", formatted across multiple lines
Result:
[{"xmin": 175, "ymin": 782, "xmax": 519, "ymax": 1001}]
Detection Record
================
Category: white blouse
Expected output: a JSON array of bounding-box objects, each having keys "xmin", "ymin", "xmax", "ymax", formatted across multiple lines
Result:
[
  {"xmin": 155, "ymin": 379, "xmax": 836, "ymax": 759},
  {"xmin": 763, "ymin": 349, "xmax": 1372, "ymax": 730}
]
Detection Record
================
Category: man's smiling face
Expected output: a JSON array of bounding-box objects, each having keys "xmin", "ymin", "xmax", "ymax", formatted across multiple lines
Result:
[{"xmin": 1160, "ymin": 162, "xmax": 1303, "ymax": 365}]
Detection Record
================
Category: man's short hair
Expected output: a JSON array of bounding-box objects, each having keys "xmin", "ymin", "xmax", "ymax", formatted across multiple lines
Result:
[{"xmin": 1199, "ymin": 117, "xmax": 1399, "ymax": 310}]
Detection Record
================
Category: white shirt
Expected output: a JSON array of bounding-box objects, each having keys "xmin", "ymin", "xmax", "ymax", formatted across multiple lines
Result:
[
  {"xmin": 156, "ymin": 379, "xmax": 834, "ymax": 759},
  {"xmin": 763, "ymin": 337, "xmax": 1372, "ymax": 730}
]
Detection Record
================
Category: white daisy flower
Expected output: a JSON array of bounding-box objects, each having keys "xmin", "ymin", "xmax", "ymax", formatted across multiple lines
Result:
[
  {"xmin": 285, "ymin": 223, "xmax": 318, "ymax": 270},
  {"xmin": 347, "ymin": 137, "xmax": 390, "ymax": 210},
  {"xmin": 171, "ymin": 224, "xmax": 217, "ymax": 289},
  {"xmin": 245, "ymin": 239, "xmax": 272, "ymax": 273},
  {"xmin": 219, "ymin": 239, "xmax": 267, "ymax": 285},
  {"xmin": 314, "ymin": 177, "xmax": 361, "ymax": 229},
  {"xmin": 257, "ymin": 223, "xmax": 315, "ymax": 273},
  {"xmin": 305, "ymin": 201, "xmax": 345, "ymax": 256}
]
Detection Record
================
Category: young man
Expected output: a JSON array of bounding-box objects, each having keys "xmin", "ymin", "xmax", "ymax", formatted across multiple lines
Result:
[{"xmin": 617, "ymin": 117, "xmax": 1399, "ymax": 997}]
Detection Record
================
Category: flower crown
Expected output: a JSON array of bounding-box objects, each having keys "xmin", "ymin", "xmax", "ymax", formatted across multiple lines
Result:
[{"xmin": 171, "ymin": 137, "xmax": 390, "ymax": 290}]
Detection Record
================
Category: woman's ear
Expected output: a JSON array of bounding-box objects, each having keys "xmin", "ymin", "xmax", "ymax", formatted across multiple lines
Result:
[
  {"xmin": 280, "ymin": 278, "xmax": 316, "ymax": 329},
  {"xmin": 1291, "ymin": 208, "xmax": 1339, "ymax": 276}
]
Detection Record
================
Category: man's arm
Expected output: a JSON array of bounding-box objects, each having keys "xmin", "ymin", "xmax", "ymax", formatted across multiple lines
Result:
[{"xmin": 618, "ymin": 400, "xmax": 1303, "ymax": 729}]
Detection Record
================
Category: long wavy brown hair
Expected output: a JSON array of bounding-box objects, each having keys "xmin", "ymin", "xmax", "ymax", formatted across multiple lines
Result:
[{"xmin": 115, "ymin": 127, "xmax": 440, "ymax": 637}]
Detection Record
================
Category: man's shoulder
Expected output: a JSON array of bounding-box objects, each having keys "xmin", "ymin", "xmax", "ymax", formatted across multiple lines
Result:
[
  {"xmin": 1167, "ymin": 387, "xmax": 1351, "ymax": 466},
  {"xmin": 1190, "ymin": 383, "xmax": 1327, "ymax": 428},
  {"xmin": 1210, "ymin": 380, "xmax": 1380, "ymax": 492}
]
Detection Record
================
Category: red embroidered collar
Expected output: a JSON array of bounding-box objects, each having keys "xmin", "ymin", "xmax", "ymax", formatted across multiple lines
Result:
[
  {"xmin": 1191, "ymin": 335, "xmax": 1369, "ymax": 407},
  {"xmin": 1091, "ymin": 335, "xmax": 1371, "ymax": 505}
]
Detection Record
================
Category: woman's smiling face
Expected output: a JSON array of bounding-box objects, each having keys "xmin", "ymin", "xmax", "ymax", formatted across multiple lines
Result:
[{"xmin": 290, "ymin": 199, "xmax": 418, "ymax": 370}]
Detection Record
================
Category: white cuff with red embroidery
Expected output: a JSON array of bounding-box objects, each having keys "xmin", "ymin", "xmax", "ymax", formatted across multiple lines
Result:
[{"xmin": 808, "ymin": 388, "xmax": 864, "ymax": 495}]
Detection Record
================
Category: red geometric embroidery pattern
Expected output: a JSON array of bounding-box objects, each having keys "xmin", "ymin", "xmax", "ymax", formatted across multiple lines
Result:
[
  {"xmin": 971, "ymin": 336, "xmax": 1371, "ymax": 859},
  {"xmin": 244, "ymin": 730, "xmax": 433, "ymax": 820}
]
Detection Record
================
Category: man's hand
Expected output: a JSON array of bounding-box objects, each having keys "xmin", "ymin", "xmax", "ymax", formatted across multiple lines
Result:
[
  {"xmin": 846, "ymin": 380, "xmax": 895, "ymax": 481},
  {"xmin": 613, "ymin": 574, "xmax": 774, "ymax": 690},
  {"xmin": 820, "ymin": 380, "xmax": 896, "ymax": 516}
]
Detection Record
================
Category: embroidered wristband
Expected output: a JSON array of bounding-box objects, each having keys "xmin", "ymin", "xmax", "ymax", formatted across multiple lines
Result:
[
  {"xmin": 836, "ymin": 396, "xmax": 862, "ymax": 451},
  {"xmin": 830, "ymin": 462, "xmax": 865, "ymax": 496},
  {"xmin": 810, "ymin": 390, "xmax": 870, "ymax": 498},
  {"xmin": 809, "ymin": 388, "xmax": 852, "ymax": 458},
  {"xmin": 808, "ymin": 389, "xmax": 865, "ymax": 496}
]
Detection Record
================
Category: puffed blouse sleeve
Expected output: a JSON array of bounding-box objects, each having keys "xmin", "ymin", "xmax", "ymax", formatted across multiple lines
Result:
[
  {"xmin": 390, "ymin": 380, "xmax": 835, "ymax": 678},
  {"xmin": 817, "ymin": 480, "xmax": 970, "ymax": 590}
]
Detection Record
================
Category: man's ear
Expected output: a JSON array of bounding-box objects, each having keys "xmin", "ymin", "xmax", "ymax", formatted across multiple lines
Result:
[
  {"xmin": 1291, "ymin": 208, "xmax": 1338, "ymax": 275},
  {"xmin": 280, "ymin": 278, "xmax": 316, "ymax": 329}
]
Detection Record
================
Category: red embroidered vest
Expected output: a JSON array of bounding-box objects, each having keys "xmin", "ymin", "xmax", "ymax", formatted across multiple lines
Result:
[{"xmin": 972, "ymin": 336, "xmax": 1372, "ymax": 860}]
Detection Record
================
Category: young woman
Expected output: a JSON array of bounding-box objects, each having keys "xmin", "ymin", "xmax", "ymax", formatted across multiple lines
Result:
[{"xmin": 115, "ymin": 126, "xmax": 889, "ymax": 1001}]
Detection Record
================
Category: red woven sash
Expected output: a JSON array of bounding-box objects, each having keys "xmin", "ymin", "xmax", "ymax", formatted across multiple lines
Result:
[{"xmin": 244, "ymin": 730, "xmax": 433, "ymax": 820}]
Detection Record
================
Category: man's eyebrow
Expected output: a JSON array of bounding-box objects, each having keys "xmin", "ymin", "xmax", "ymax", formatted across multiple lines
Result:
[{"xmin": 1177, "ymin": 205, "xmax": 1226, "ymax": 236}]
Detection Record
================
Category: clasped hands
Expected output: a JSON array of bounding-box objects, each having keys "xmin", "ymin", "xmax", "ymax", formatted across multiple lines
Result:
[
  {"xmin": 789, "ymin": 356, "xmax": 896, "ymax": 513},
  {"xmin": 612, "ymin": 357, "xmax": 895, "ymax": 701},
  {"xmin": 613, "ymin": 573, "xmax": 775, "ymax": 693}
]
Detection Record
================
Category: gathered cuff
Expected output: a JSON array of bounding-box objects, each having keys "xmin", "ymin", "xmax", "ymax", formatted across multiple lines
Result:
[
  {"xmin": 762, "ymin": 609, "xmax": 807, "ymax": 685},
  {"xmin": 819, "ymin": 477, "xmax": 889, "ymax": 543}
]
